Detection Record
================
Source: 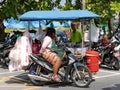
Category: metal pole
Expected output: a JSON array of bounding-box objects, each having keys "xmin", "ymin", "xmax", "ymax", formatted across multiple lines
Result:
[
  {"xmin": 89, "ymin": 19, "xmax": 92, "ymax": 50},
  {"xmin": 80, "ymin": 18, "xmax": 85, "ymax": 57},
  {"xmin": 81, "ymin": 19, "xmax": 84, "ymax": 48},
  {"xmin": 39, "ymin": 20, "xmax": 41, "ymax": 32},
  {"xmin": 27, "ymin": 21, "xmax": 30, "ymax": 32}
]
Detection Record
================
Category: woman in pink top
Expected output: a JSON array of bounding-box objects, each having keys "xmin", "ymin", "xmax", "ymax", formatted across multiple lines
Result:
[{"xmin": 40, "ymin": 27, "xmax": 65, "ymax": 82}]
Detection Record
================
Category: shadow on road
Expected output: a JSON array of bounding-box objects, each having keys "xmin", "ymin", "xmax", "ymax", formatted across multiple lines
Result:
[
  {"xmin": 4, "ymin": 72, "xmax": 33, "ymax": 86},
  {"xmin": 102, "ymin": 84, "xmax": 120, "ymax": 90},
  {"xmin": 4, "ymin": 72, "xmax": 91, "ymax": 88},
  {"xmin": 100, "ymin": 65, "xmax": 119, "ymax": 71},
  {"xmin": 46, "ymin": 81, "xmax": 91, "ymax": 88},
  {"xmin": 46, "ymin": 82, "xmax": 72, "ymax": 87}
]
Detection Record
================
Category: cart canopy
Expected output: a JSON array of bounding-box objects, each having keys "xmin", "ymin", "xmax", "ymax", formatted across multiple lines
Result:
[{"xmin": 19, "ymin": 10, "xmax": 100, "ymax": 21}]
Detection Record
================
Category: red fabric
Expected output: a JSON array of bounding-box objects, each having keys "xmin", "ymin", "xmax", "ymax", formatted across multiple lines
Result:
[{"xmin": 32, "ymin": 43, "xmax": 40, "ymax": 54}]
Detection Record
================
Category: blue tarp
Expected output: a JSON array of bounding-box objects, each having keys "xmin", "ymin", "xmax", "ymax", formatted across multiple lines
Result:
[
  {"xmin": 19, "ymin": 10, "xmax": 100, "ymax": 21},
  {"xmin": 3, "ymin": 17, "xmax": 27, "ymax": 29}
]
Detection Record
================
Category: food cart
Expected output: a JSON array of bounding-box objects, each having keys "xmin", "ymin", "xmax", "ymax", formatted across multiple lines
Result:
[
  {"xmin": 19, "ymin": 10, "xmax": 99, "ymax": 49},
  {"xmin": 19, "ymin": 10, "xmax": 100, "ymax": 73}
]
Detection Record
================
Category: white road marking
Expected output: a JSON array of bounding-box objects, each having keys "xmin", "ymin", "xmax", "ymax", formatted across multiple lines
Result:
[
  {"xmin": 93, "ymin": 73, "xmax": 120, "ymax": 79},
  {"xmin": 99, "ymin": 69, "xmax": 120, "ymax": 74},
  {"xmin": 0, "ymin": 85, "xmax": 40, "ymax": 88},
  {"xmin": 0, "ymin": 70, "xmax": 24, "ymax": 75}
]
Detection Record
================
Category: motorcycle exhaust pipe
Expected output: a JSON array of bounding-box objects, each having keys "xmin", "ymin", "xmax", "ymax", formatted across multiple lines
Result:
[{"xmin": 28, "ymin": 74, "xmax": 51, "ymax": 82}]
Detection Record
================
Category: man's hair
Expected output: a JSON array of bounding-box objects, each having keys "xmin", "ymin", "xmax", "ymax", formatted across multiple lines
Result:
[{"xmin": 71, "ymin": 22, "xmax": 76, "ymax": 26}]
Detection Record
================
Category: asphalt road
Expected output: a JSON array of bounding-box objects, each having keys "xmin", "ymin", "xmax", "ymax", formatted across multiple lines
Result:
[{"xmin": 1, "ymin": 65, "xmax": 120, "ymax": 90}]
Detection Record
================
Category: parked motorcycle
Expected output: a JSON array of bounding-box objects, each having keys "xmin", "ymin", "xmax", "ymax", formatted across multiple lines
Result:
[
  {"xmin": 28, "ymin": 43, "xmax": 93, "ymax": 87},
  {"xmin": 0, "ymin": 31, "xmax": 23, "ymax": 66},
  {"xmin": 100, "ymin": 35, "xmax": 120, "ymax": 70},
  {"xmin": 0, "ymin": 38, "xmax": 13, "ymax": 66}
]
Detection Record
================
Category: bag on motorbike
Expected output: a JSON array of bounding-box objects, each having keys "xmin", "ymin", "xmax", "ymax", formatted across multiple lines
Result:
[
  {"xmin": 9, "ymin": 31, "xmax": 32, "ymax": 72},
  {"xmin": 19, "ymin": 35, "xmax": 32, "ymax": 66},
  {"xmin": 9, "ymin": 37, "xmax": 21, "ymax": 62},
  {"xmin": 9, "ymin": 48, "xmax": 20, "ymax": 61},
  {"xmin": 32, "ymin": 43, "xmax": 40, "ymax": 54},
  {"xmin": 8, "ymin": 60, "xmax": 21, "ymax": 72},
  {"xmin": 9, "ymin": 60, "xmax": 17, "ymax": 72}
]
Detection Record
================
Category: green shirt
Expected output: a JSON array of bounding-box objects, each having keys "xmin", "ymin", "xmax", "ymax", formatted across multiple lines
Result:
[
  {"xmin": 48, "ymin": 39, "xmax": 65, "ymax": 60},
  {"xmin": 70, "ymin": 29, "xmax": 82, "ymax": 43}
]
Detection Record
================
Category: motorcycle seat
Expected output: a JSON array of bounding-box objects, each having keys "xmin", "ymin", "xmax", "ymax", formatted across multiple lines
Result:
[{"xmin": 31, "ymin": 54, "xmax": 53, "ymax": 69}]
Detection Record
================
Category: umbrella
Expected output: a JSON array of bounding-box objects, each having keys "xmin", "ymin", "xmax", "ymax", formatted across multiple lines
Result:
[
  {"xmin": 61, "ymin": 21, "xmax": 71, "ymax": 30},
  {"xmin": 3, "ymin": 17, "xmax": 27, "ymax": 33},
  {"xmin": 47, "ymin": 21, "xmax": 70, "ymax": 30},
  {"xmin": 29, "ymin": 20, "xmax": 47, "ymax": 29}
]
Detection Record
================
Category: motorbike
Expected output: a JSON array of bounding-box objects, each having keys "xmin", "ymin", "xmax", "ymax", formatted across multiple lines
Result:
[
  {"xmin": 28, "ymin": 43, "xmax": 93, "ymax": 87},
  {"xmin": 100, "ymin": 35, "xmax": 120, "ymax": 70},
  {"xmin": 0, "ymin": 42, "xmax": 13, "ymax": 66},
  {"xmin": 0, "ymin": 31, "xmax": 23, "ymax": 66}
]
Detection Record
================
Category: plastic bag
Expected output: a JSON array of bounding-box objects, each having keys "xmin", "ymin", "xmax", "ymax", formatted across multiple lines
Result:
[
  {"xmin": 35, "ymin": 29, "xmax": 46, "ymax": 42},
  {"xmin": 9, "ymin": 48, "xmax": 20, "ymax": 62},
  {"xmin": 9, "ymin": 37, "xmax": 21, "ymax": 61},
  {"xmin": 8, "ymin": 60, "xmax": 20, "ymax": 72},
  {"xmin": 88, "ymin": 24, "xmax": 100, "ymax": 42},
  {"xmin": 18, "ymin": 34, "xmax": 32, "ymax": 66},
  {"xmin": 8, "ymin": 31, "xmax": 32, "ymax": 72}
]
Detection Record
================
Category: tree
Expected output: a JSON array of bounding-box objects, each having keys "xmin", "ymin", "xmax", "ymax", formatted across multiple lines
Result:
[
  {"xmin": 60, "ymin": 0, "xmax": 84, "ymax": 10},
  {"xmin": 0, "ymin": 0, "xmax": 61, "ymax": 41},
  {"xmin": 1, "ymin": 0, "xmax": 120, "ymax": 38},
  {"xmin": 60, "ymin": 0, "xmax": 120, "ymax": 37},
  {"xmin": 61, "ymin": 0, "xmax": 74, "ymax": 10},
  {"xmin": 0, "ymin": 0, "xmax": 61, "ymax": 20},
  {"xmin": 86, "ymin": 0, "xmax": 120, "ymax": 37}
]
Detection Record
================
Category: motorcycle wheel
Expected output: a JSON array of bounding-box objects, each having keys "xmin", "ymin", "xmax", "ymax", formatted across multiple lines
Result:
[
  {"xmin": 112, "ymin": 57, "xmax": 120, "ymax": 70},
  {"xmin": 71, "ymin": 65, "xmax": 92, "ymax": 87},
  {"xmin": 29, "ymin": 63, "xmax": 46, "ymax": 85}
]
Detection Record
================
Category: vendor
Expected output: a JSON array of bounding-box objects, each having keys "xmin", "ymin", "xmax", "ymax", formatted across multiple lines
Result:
[{"xmin": 69, "ymin": 22, "xmax": 82, "ymax": 43}]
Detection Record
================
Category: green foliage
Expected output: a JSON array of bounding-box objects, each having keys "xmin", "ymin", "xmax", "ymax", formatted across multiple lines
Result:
[
  {"xmin": 0, "ymin": 0, "xmax": 61, "ymax": 20},
  {"xmin": 86, "ymin": 0, "xmax": 120, "ymax": 24},
  {"xmin": 74, "ymin": 0, "xmax": 81, "ymax": 9},
  {"xmin": 0, "ymin": 0, "xmax": 120, "ymax": 25},
  {"xmin": 60, "ymin": 0, "xmax": 82, "ymax": 10},
  {"xmin": 61, "ymin": 0, "xmax": 74, "ymax": 10}
]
